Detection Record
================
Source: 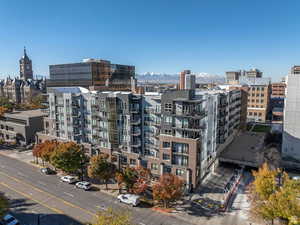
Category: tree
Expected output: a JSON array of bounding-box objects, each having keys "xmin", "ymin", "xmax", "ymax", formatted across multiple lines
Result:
[
  {"xmin": 152, "ymin": 173, "xmax": 184, "ymax": 208},
  {"xmin": 88, "ymin": 208, "xmax": 133, "ymax": 225},
  {"xmin": 50, "ymin": 142, "xmax": 87, "ymax": 176},
  {"xmin": 88, "ymin": 154, "xmax": 116, "ymax": 190},
  {"xmin": 115, "ymin": 166, "xmax": 151, "ymax": 194},
  {"xmin": 0, "ymin": 192, "xmax": 9, "ymax": 218},
  {"xmin": 32, "ymin": 140, "xmax": 58, "ymax": 165},
  {"xmin": 0, "ymin": 97, "xmax": 14, "ymax": 112},
  {"xmin": 249, "ymin": 163, "xmax": 300, "ymax": 225},
  {"xmin": 132, "ymin": 166, "xmax": 151, "ymax": 195},
  {"xmin": 0, "ymin": 106, "xmax": 8, "ymax": 117},
  {"xmin": 251, "ymin": 163, "xmax": 279, "ymax": 201}
]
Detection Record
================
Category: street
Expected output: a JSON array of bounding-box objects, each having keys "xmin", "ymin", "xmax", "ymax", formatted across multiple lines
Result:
[{"xmin": 0, "ymin": 154, "xmax": 190, "ymax": 225}]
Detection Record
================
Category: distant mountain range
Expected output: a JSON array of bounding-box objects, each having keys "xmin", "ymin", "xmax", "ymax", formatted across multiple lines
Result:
[{"xmin": 136, "ymin": 72, "xmax": 225, "ymax": 84}]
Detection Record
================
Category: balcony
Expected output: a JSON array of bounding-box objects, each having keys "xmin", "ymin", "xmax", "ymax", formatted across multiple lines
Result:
[
  {"xmin": 131, "ymin": 140, "xmax": 141, "ymax": 148},
  {"xmin": 173, "ymin": 110, "xmax": 207, "ymax": 119},
  {"xmin": 130, "ymin": 118, "xmax": 141, "ymax": 125},
  {"xmin": 131, "ymin": 129, "xmax": 141, "ymax": 136}
]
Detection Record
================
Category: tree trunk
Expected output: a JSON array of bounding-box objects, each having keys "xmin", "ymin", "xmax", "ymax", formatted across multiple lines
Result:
[{"xmin": 105, "ymin": 180, "xmax": 108, "ymax": 190}]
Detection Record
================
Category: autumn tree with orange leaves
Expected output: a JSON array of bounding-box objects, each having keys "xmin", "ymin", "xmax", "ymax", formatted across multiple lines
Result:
[
  {"xmin": 32, "ymin": 140, "xmax": 58, "ymax": 165},
  {"xmin": 116, "ymin": 166, "xmax": 151, "ymax": 194},
  {"xmin": 153, "ymin": 173, "xmax": 184, "ymax": 208}
]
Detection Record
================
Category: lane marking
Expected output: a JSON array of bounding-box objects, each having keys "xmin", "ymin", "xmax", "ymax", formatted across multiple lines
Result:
[
  {"xmin": 64, "ymin": 192, "xmax": 74, "ymax": 198},
  {"xmin": 0, "ymin": 182, "xmax": 63, "ymax": 215},
  {"xmin": 0, "ymin": 171, "xmax": 96, "ymax": 217}
]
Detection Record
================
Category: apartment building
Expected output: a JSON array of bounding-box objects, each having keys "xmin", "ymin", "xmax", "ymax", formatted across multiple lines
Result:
[
  {"xmin": 239, "ymin": 77, "xmax": 271, "ymax": 122},
  {"xmin": 37, "ymin": 87, "xmax": 242, "ymax": 190},
  {"xmin": 282, "ymin": 66, "xmax": 300, "ymax": 162},
  {"xmin": 271, "ymin": 82, "xmax": 286, "ymax": 98},
  {"xmin": 47, "ymin": 58, "xmax": 135, "ymax": 91}
]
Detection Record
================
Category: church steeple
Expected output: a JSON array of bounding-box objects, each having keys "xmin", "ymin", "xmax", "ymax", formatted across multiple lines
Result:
[{"xmin": 19, "ymin": 47, "xmax": 33, "ymax": 80}]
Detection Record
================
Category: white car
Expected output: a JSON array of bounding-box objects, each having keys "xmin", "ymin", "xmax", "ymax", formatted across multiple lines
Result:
[
  {"xmin": 117, "ymin": 194, "xmax": 140, "ymax": 206},
  {"xmin": 60, "ymin": 176, "xmax": 77, "ymax": 184},
  {"xmin": 3, "ymin": 214, "xmax": 19, "ymax": 225},
  {"xmin": 75, "ymin": 181, "xmax": 91, "ymax": 190}
]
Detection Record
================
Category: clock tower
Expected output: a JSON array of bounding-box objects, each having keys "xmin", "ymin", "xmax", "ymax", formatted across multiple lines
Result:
[{"xmin": 19, "ymin": 47, "xmax": 33, "ymax": 80}]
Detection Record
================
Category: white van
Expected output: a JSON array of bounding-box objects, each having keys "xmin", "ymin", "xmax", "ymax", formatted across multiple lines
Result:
[{"xmin": 117, "ymin": 194, "xmax": 140, "ymax": 206}]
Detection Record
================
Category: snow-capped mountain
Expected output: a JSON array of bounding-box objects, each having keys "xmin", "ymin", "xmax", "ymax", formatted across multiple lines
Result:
[{"xmin": 136, "ymin": 72, "xmax": 225, "ymax": 84}]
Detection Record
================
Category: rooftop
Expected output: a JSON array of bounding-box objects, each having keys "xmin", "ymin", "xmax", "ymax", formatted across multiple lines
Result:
[{"xmin": 4, "ymin": 109, "xmax": 47, "ymax": 119}]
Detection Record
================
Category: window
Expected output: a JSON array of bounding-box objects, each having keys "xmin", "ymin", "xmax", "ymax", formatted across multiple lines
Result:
[
  {"xmin": 163, "ymin": 142, "xmax": 170, "ymax": 148},
  {"xmin": 151, "ymin": 163, "xmax": 158, "ymax": 170},
  {"xmin": 254, "ymin": 112, "xmax": 257, "ymax": 116},
  {"xmin": 164, "ymin": 116, "xmax": 172, "ymax": 124},
  {"xmin": 249, "ymin": 112, "xmax": 253, "ymax": 116},
  {"xmin": 261, "ymin": 99, "xmax": 264, "ymax": 103},
  {"xmin": 163, "ymin": 153, "xmax": 170, "ymax": 160},
  {"xmin": 176, "ymin": 169, "xmax": 185, "ymax": 176},
  {"xmin": 163, "ymin": 129, "xmax": 172, "ymax": 135},
  {"xmin": 165, "ymin": 103, "xmax": 173, "ymax": 112},
  {"xmin": 130, "ymin": 159, "xmax": 136, "ymax": 165},
  {"xmin": 261, "ymin": 94, "xmax": 264, "ymax": 97},
  {"xmin": 172, "ymin": 155, "xmax": 188, "ymax": 166},
  {"xmin": 258, "ymin": 113, "xmax": 262, "ymax": 116},
  {"xmin": 172, "ymin": 143, "xmax": 189, "ymax": 154}
]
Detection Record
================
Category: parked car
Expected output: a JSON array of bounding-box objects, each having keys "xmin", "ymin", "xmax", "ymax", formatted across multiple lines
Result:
[
  {"xmin": 75, "ymin": 181, "xmax": 91, "ymax": 190},
  {"xmin": 41, "ymin": 167, "xmax": 56, "ymax": 175},
  {"xmin": 60, "ymin": 176, "xmax": 78, "ymax": 184},
  {"xmin": 117, "ymin": 194, "xmax": 140, "ymax": 206},
  {"xmin": 3, "ymin": 214, "xmax": 19, "ymax": 225}
]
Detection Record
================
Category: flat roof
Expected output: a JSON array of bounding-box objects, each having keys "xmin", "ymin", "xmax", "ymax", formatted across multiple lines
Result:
[{"xmin": 4, "ymin": 110, "xmax": 47, "ymax": 119}]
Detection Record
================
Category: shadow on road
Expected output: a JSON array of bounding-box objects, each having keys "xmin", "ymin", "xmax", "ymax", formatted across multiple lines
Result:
[{"xmin": 14, "ymin": 212, "xmax": 84, "ymax": 225}]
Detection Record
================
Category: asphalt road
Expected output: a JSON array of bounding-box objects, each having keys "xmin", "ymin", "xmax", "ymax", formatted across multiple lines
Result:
[{"xmin": 0, "ymin": 154, "xmax": 191, "ymax": 225}]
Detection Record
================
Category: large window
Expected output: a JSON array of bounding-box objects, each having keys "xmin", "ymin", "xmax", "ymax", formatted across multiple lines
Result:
[
  {"xmin": 172, "ymin": 142, "xmax": 189, "ymax": 154},
  {"xmin": 172, "ymin": 155, "xmax": 188, "ymax": 166}
]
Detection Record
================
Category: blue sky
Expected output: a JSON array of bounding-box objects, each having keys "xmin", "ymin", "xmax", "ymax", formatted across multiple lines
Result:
[{"xmin": 0, "ymin": 0, "xmax": 299, "ymax": 81}]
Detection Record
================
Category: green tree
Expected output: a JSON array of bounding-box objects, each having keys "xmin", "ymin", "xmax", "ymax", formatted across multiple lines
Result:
[
  {"xmin": 88, "ymin": 207, "xmax": 133, "ymax": 225},
  {"xmin": 0, "ymin": 192, "xmax": 9, "ymax": 218},
  {"xmin": 51, "ymin": 142, "xmax": 87, "ymax": 176},
  {"xmin": 88, "ymin": 154, "xmax": 116, "ymax": 190}
]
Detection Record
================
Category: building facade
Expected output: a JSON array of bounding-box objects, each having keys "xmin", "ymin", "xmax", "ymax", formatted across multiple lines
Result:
[
  {"xmin": 0, "ymin": 48, "xmax": 46, "ymax": 103},
  {"xmin": 179, "ymin": 70, "xmax": 191, "ymax": 90},
  {"xmin": 239, "ymin": 77, "xmax": 271, "ymax": 122},
  {"xmin": 47, "ymin": 59, "xmax": 135, "ymax": 91},
  {"xmin": 185, "ymin": 74, "xmax": 196, "ymax": 90},
  {"xmin": 0, "ymin": 110, "xmax": 46, "ymax": 145},
  {"xmin": 37, "ymin": 87, "xmax": 242, "ymax": 189},
  {"xmin": 0, "ymin": 77, "xmax": 46, "ymax": 104},
  {"xmin": 282, "ymin": 66, "xmax": 300, "ymax": 162},
  {"xmin": 271, "ymin": 82, "xmax": 286, "ymax": 98}
]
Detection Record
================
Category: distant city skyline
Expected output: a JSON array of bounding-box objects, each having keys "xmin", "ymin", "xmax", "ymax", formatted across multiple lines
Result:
[{"xmin": 1, "ymin": 0, "xmax": 300, "ymax": 81}]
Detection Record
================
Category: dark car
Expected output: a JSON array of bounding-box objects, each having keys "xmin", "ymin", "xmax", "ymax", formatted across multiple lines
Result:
[{"xmin": 40, "ymin": 167, "xmax": 56, "ymax": 175}]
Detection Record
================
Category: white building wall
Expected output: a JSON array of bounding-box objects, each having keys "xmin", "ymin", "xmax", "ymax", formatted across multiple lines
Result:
[{"xmin": 282, "ymin": 74, "xmax": 300, "ymax": 162}]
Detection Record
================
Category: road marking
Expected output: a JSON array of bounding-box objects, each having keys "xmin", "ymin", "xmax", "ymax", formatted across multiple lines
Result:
[
  {"xmin": 64, "ymin": 192, "xmax": 74, "ymax": 197},
  {"xmin": 0, "ymin": 182, "xmax": 63, "ymax": 215},
  {"xmin": 139, "ymin": 223, "xmax": 146, "ymax": 225},
  {"xmin": 37, "ymin": 181, "xmax": 47, "ymax": 186},
  {"xmin": 96, "ymin": 205, "xmax": 106, "ymax": 210},
  {"xmin": 0, "ymin": 171, "xmax": 97, "ymax": 217}
]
